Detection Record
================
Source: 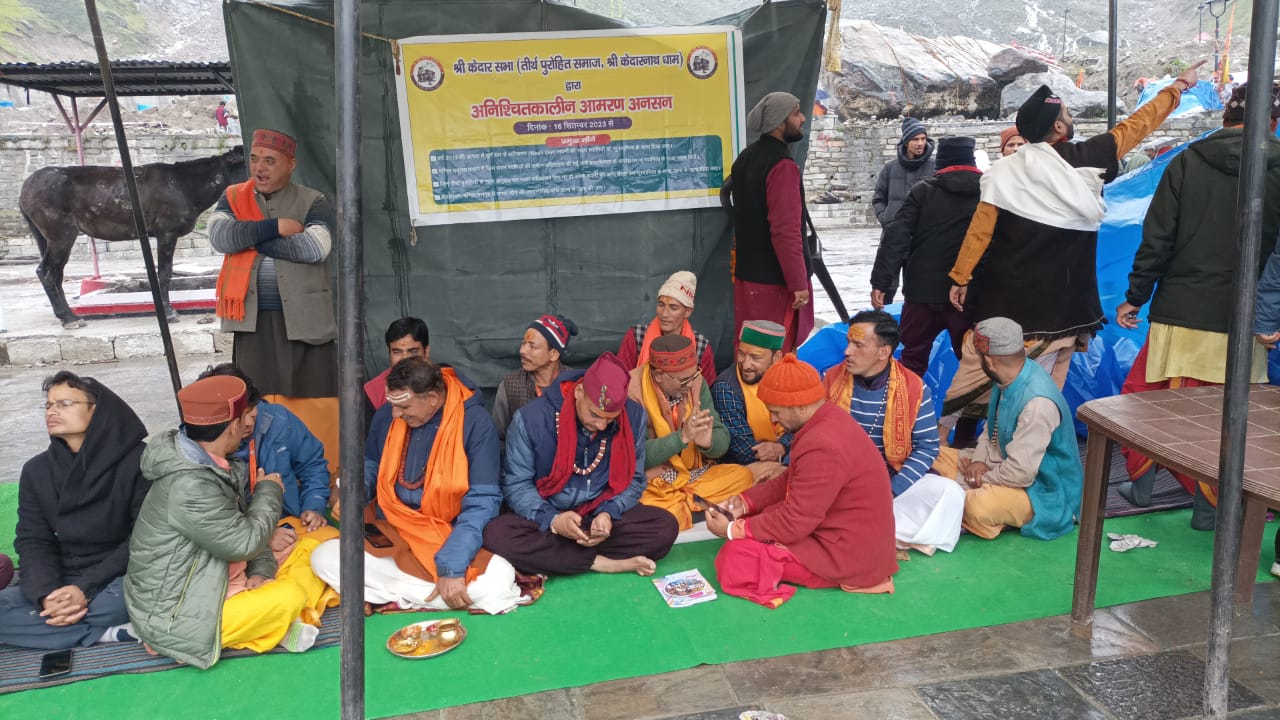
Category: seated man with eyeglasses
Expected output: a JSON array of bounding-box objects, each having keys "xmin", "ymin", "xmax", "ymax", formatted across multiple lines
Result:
[
  {"xmin": 0, "ymin": 372, "xmax": 148, "ymax": 649},
  {"xmin": 628, "ymin": 335, "xmax": 755, "ymax": 530}
]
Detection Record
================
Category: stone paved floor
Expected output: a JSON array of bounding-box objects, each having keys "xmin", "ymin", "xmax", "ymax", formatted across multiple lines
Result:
[{"xmin": 394, "ymin": 583, "xmax": 1280, "ymax": 720}]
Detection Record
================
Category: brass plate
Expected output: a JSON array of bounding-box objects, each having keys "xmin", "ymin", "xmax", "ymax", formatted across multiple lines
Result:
[{"xmin": 386, "ymin": 618, "xmax": 466, "ymax": 659}]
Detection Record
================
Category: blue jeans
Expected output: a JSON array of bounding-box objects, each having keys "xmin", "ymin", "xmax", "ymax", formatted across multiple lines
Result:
[{"xmin": 0, "ymin": 575, "xmax": 129, "ymax": 649}]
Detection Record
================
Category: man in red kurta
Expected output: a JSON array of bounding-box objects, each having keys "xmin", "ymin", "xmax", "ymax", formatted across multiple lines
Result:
[
  {"xmin": 728, "ymin": 92, "xmax": 814, "ymax": 351},
  {"xmin": 705, "ymin": 354, "xmax": 898, "ymax": 608}
]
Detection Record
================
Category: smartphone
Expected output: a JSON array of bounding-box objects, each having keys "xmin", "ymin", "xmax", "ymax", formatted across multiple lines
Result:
[
  {"xmin": 38, "ymin": 649, "xmax": 72, "ymax": 679},
  {"xmin": 364, "ymin": 523, "xmax": 393, "ymax": 549},
  {"xmin": 693, "ymin": 494, "xmax": 734, "ymax": 522}
]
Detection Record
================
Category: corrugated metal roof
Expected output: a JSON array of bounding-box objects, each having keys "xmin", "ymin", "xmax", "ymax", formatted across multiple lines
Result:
[{"xmin": 0, "ymin": 60, "xmax": 232, "ymax": 98}]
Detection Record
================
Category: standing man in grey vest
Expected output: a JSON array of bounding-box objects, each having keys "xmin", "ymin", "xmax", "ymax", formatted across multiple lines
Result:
[
  {"xmin": 728, "ymin": 91, "xmax": 812, "ymax": 352},
  {"xmin": 208, "ymin": 128, "xmax": 339, "ymax": 475}
]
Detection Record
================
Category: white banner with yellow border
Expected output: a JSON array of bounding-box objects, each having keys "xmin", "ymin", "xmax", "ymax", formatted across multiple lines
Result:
[{"xmin": 393, "ymin": 27, "xmax": 745, "ymax": 226}]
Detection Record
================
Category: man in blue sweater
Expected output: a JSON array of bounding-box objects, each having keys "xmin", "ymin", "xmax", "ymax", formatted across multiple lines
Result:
[{"xmin": 823, "ymin": 310, "xmax": 964, "ymax": 553}]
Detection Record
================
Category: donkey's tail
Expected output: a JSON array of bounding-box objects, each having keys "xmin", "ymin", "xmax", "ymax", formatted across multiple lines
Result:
[{"xmin": 21, "ymin": 207, "xmax": 50, "ymax": 257}]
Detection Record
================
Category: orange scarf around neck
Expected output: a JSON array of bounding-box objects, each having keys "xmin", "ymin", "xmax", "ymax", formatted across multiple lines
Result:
[
  {"xmin": 824, "ymin": 359, "xmax": 922, "ymax": 471},
  {"xmin": 635, "ymin": 316, "xmax": 697, "ymax": 369},
  {"xmin": 737, "ymin": 366, "xmax": 778, "ymax": 443},
  {"xmin": 215, "ymin": 180, "xmax": 262, "ymax": 321},
  {"xmin": 373, "ymin": 369, "xmax": 481, "ymax": 583}
]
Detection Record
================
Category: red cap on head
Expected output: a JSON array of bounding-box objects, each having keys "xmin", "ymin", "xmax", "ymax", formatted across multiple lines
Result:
[
  {"xmin": 178, "ymin": 375, "xmax": 248, "ymax": 426},
  {"xmin": 582, "ymin": 352, "xmax": 630, "ymax": 416},
  {"xmin": 649, "ymin": 334, "xmax": 697, "ymax": 373},
  {"xmin": 251, "ymin": 128, "xmax": 297, "ymax": 159}
]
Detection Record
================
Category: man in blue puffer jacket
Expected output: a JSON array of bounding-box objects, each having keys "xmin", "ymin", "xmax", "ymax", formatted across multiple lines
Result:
[{"xmin": 199, "ymin": 364, "xmax": 330, "ymax": 540}]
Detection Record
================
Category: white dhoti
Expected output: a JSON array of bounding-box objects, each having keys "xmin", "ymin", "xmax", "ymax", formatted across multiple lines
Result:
[
  {"xmin": 894, "ymin": 473, "xmax": 966, "ymax": 554},
  {"xmin": 309, "ymin": 539, "xmax": 523, "ymax": 616}
]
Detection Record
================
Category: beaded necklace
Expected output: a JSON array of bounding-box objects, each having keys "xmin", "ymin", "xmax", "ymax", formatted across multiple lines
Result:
[
  {"xmin": 395, "ymin": 434, "xmax": 427, "ymax": 490},
  {"xmin": 554, "ymin": 411, "xmax": 610, "ymax": 476}
]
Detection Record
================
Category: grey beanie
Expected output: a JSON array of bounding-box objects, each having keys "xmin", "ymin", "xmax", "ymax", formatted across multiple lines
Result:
[
  {"xmin": 900, "ymin": 117, "xmax": 927, "ymax": 144},
  {"xmin": 973, "ymin": 317, "xmax": 1024, "ymax": 356},
  {"xmin": 747, "ymin": 92, "xmax": 800, "ymax": 135}
]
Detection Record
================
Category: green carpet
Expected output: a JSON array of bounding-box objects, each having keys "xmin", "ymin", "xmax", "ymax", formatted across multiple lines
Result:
[{"xmin": 0, "ymin": 478, "xmax": 1272, "ymax": 719}]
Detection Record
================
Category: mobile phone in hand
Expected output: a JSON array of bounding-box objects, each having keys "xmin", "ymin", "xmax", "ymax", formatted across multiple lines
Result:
[
  {"xmin": 364, "ymin": 523, "xmax": 393, "ymax": 549},
  {"xmin": 39, "ymin": 649, "xmax": 72, "ymax": 679},
  {"xmin": 693, "ymin": 494, "xmax": 734, "ymax": 522}
]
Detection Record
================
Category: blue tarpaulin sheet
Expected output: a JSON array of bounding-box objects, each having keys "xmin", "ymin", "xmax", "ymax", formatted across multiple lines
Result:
[{"xmin": 1135, "ymin": 78, "xmax": 1223, "ymax": 117}]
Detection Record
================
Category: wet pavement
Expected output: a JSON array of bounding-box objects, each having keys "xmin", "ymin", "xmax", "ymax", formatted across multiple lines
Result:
[{"xmin": 395, "ymin": 584, "xmax": 1280, "ymax": 720}]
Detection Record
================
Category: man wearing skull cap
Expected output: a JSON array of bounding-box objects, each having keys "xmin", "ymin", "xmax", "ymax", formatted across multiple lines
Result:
[
  {"xmin": 725, "ymin": 92, "xmax": 814, "ymax": 351},
  {"xmin": 940, "ymin": 62, "xmax": 1206, "ymax": 447}
]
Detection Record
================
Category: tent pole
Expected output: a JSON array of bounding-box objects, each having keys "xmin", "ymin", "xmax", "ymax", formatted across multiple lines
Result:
[
  {"xmin": 82, "ymin": 0, "xmax": 183, "ymax": 407},
  {"xmin": 334, "ymin": 0, "xmax": 367, "ymax": 717},
  {"xmin": 1107, "ymin": 0, "xmax": 1118, "ymax": 130},
  {"xmin": 1205, "ymin": 0, "xmax": 1279, "ymax": 715}
]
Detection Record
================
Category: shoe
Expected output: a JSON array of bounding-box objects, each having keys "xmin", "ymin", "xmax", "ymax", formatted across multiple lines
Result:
[
  {"xmin": 280, "ymin": 619, "xmax": 319, "ymax": 653},
  {"xmin": 1190, "ymin": 485, "xmax": 1217, "ymax": 532},
  {"xmin": 1118, "ymin": 468, "xmax": 1156, "ymax": 508}
]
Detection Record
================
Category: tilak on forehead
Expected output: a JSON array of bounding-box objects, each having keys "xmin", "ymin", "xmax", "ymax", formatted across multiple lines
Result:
[
  {"xmin": 847, "ymin": 324, "xmax": 866, "ymax": 341},
  {"xmin": 384, "ymin": 388, "xmax": 414, "ymax": 404}
]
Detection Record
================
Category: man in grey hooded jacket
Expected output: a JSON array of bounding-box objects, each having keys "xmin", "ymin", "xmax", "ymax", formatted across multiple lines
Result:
[{"xmin": 872, "ymin": 117, "xmax": 935, "ymax": 227}]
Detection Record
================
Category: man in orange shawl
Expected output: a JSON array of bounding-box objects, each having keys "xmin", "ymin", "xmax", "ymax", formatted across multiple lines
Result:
[
  {"xmin": 309, "ymin": 358, "xmax": 521, "ymax": 615},
  {"xmin": 616, "ymin": 270, "xmax": 718, "ymax": 384},
  {"xmin": 632, "ymin": 335, "xmax": 755, "ymax": 531},
  {"xmin": 208, "ymin": 128, "xmax": 340, "ymax": 477},
  {"xmin": 823, "ymin": 310, "xmax": 964, "ymax": 553}
]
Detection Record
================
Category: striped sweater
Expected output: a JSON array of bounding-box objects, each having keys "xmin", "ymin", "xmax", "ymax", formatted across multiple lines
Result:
[{"xmin": 847, "ymin": 368, "xmax": 940, "ymax": 496}]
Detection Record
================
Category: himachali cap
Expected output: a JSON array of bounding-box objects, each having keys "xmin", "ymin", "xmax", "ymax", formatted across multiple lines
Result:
[
  {"xmin": 756, "ymin": 354, "xmax": 825, "ymax": 407},
  {"xmin": 1222, "ymin": 83, "xmax": 1280, "ymax": 122},
  {"xmin": 658, "ymin": 271, "xmax": 697, "ymax": 309},
  {"xmin": 649, "ymin": 335, "xmax": 697, "ymax": 373},
  {"xmin": 973, "ymin": 317, "xmax": 1025, "ymax": 356},
  {"xmin": 739, "ymin": 320, "xmax": 785, "ymax": 351},
  {"xmin": 1015, "ymin": 85, "xmax": 1063, "ymax": 143},
  {"xmin": 529, "ymin": 313, "xmax": 578, "ymax": 353},
  {"xmin": 582, "ymin": 352, "xmax": 630, "ymax": 416},
  {"xmin": 178, "ymin": 375, "xmax": 248, "ymax": 426},
  {"xmin": 251, "ymin": 128, "xmax": 297, "ymax": 159}
]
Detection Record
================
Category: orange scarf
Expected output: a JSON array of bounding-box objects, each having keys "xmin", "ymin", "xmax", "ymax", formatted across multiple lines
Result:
[
  {"xmin": 823, "ymin": 359, "xmax": 922, "ymax": 471},
  {"xmin": 373, "ymin": 369, "xmax": 480, "ymax": 583},
  {"xmin": 737, "ymin": 366, "xmax": 778, "ymax": 443},
  {"xmin": 215, "ymin": 180, "xmax": 262, "ymax": 321},
  {"xmin": 639, "ymin": 364, "xmax": 703, "ymax": 477},
  {"xmin": 635, "ymin": 316, "xmax": 697, "ymax": 369}
]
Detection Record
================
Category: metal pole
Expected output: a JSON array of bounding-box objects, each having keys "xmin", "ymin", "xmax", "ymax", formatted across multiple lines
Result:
[
  {"xmin": 82, "ymin": 0, "xmax": 183, "ymax": 406},
  {"xmin": 1107, "ymin": 0, "xmax": 1118, "ymax": 130},
  {"xmin": 1205, "ymin": 0, "xmax": 1278, "ymax": 715},
  {"xmin": 334, "ymin": 0, "xmax": 366, "ymax": 718}
]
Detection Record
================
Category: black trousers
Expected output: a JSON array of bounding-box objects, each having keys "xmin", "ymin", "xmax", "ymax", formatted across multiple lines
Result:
[{"xmin": 484, "ymin": 504, "xmax": 679, "ymax": 576}]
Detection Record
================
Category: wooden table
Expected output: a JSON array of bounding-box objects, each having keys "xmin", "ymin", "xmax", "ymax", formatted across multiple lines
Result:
[{"xmin": 1071, "ymin": 384, "xmax": 1280, "ymax": 626}]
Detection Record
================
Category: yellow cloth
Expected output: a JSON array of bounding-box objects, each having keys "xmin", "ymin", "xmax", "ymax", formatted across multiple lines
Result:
[
  {"xmin": 737, "ymin": 366, "xmax": 778, "ymax": 443},
  {"xmin": 638, "ymin": 365, "xmax": 753, "ymax": 530},
  {"xmin": 221, "ymin": 528, "xmax": 337, "ymax": 651},
  {"xmin": 1144, "ymin": 322, "xmax": 1268, "ymax": 385},
  {"xmin": 264, "ymin": 394, "xmax": 340, "ymax": 476},
  {"xmin": 960, "ymin": 483, "xmax": 1034, "ymax": 540}
]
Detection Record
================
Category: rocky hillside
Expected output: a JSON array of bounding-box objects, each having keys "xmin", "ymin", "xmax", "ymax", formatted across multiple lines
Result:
[
  {"xmin": 0, "ymin": 0, "xmax": 225, "ymax": 63},
  {"xmin": 0, "ymin": 0, "xmax": 1268, "ymax": 113}
]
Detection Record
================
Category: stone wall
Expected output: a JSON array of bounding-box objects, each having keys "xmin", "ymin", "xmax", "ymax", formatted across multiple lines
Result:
[
  {"xmin": 0, "ymin": 132, "xmax": 237, "ymax": 258},
  {"xmin": 802, "ymin": 113, "xmax": 1221, "ymax": 228}
]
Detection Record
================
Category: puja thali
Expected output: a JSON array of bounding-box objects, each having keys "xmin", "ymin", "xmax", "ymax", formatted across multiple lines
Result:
[{"xmin": 386, "ymin": 618, "xmax": 466, "ymax": 659}]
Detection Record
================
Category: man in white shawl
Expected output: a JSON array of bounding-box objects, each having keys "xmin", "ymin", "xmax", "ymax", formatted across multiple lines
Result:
[{"xmin": 937, "ymin": 60, "xmax": 1205, "ymax": 447}]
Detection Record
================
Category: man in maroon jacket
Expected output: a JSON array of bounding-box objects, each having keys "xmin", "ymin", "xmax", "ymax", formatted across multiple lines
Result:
[{"xmin": 705, "ymin": 354, "xmax": 898, "ymax": 608}]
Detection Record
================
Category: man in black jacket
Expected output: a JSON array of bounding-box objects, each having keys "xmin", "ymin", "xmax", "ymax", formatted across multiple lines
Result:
[
  {"xmin": 871, "ymin": 137, "xmax": 981, "ymax": 377},
  {"xmin": 872, "ymin": 117, "xmax": 935, "ymax": 227},
  {"xmin": 1113, "ymin": 83, "xmax": 1280, "ymax": 521}
]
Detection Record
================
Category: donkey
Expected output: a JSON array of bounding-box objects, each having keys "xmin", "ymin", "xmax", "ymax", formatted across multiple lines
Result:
[{"xmin": 19, "ymin": 146, "xmax": 246, "ymax": 328}]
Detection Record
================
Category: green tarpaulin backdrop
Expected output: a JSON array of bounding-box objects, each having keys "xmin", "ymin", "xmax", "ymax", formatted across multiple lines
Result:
[{"xmin": 224, "ymin": 0, "xmax": 825, "ymax": 387}]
